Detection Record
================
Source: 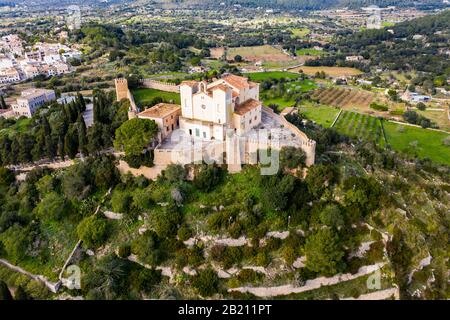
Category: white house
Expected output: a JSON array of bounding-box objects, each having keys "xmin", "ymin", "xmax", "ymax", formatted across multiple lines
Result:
[
  {"xmin": 0, "ymin": 68, "xmax": 21, "ymax": 84},
  {"xmin": 401, "ymin": 90, "xmax": 431, "ymax": 103},
  {"xmin": 12, "ymin": 88, "xmax": 56, "ymax": 117},
  {"xmin": 346, "ymin": 55, "xmax": 364, "ymax": 62}
]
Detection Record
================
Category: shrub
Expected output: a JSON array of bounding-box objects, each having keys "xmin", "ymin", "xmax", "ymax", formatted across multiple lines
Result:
[
  {"xmin": 131, "ymin": 231, "xmax": 162, "ymax": 266},
  {"xmin": 177, "ymin": 224, "xmax": 193, "ymax": 242},
  {"xmin": 236, "ymin": 269, "xmax": 264, "ymax": 284},
  {"xmin": 304, "ymin": 228, "xmax": 345, "ymax": 276},
  {"xmin": 14, "ymin": 285, "xmax": 29, "ymax": 300},
  {"xmin": 193, "ymin": 164, "xmax": 222, "ymax": 192},
  {"xmin": 77, "ymin": 215, "xmax": 109, "ymax": 248},
  {"xmin": 0, "ymin": 280, "xmax": 12, "ymax": 300},
  {"xmin": 117, "ymin": 243, "xmax": 131, "ymax": 258},
  {"xmin": 370, "ymin": 102, "xmax": 388, "ymax": 111},
  {"xmin": 228, "ymin": 222, "xmax": 243, "ymax": 239},
  {"xmin": 416, "ymin": 102, "xmax": 426, "ymax": 111},
  {"xmin": 265, "ymin": 238, "xmax": 282, "ymax": 251},
  {"xmin": 254, "ymin": 250, "xmax": 270, "ymax": 267},
  {"xmin": 209, "ymin": 245, "xmax": 243, "ymax": 269},
  {"xmin": 0, "ymin": 167, "xmax": 14, "ymax": 186},
  {"xmin": 191, "ymin": 268, "xmax": 220, "ymax": 297},
  {"xmin": 34, "ymin": 192, "xmax": 71, "ymax": 221},
  {"xmin": 280, "ymin": 146, "xmax": 306, "ymax": 169},
  {"xmin": 164, "ymin": 164, "xmax": 186, "ymax": 183},
  {"xmin": 281, "ymin": 245, "xmax": 297, "ymax": 265},
  {"xmin": 124, "ymin": 150, "xmax": 153, "ymax": 169},
  {"xmin": 133, "ymin": 268, "xmax": 162, "ymax": 294},
  {"xmin": 111, "ymin": 189, "xmax": 132, "ymax": 213}
]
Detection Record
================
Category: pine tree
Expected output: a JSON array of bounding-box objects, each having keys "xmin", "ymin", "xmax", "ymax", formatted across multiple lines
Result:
[{"xmin": 0, "ymin": 281, "xmax": 13, "ymax": 300}]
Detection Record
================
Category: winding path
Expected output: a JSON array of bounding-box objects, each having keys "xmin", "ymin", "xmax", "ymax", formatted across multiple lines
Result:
[
  {"xmin": 228, "ymin": 263, "xmax": 386, "ymax": 298},
  {"xmin": 0, "ymin": 259, "xmax": 60, "ymax": 293}
]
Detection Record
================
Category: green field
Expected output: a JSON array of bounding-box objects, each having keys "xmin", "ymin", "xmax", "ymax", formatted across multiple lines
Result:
[
  {"xmin": 382, "ymin": 21, "xmax": 396, "ymax": 27},
  {"xmin": 131, "ymin": 88, "xmax": 180, "ymax": 107},
  {"xmin": 383, "ymin": 122, "xmax": 450, "ymax": 166},
  {"xmin": 202, "ymin": 59, "xmax": 227, "ymax": 70},
  {"xmin": 290, "ymin": 27, "xmax": 311, "ymax": 38},
  {"xmin": 296, "ymin": 48, "xmax": 324, "ymax": 56},
  {"xmin": 299, "ymin": 104, "xmax": 340, "ymax": 128},
  {"xmin": 261, "ymin": 79, "xmax": 317, "ymax": 111},
  {"xmin": 285, "ymin": 79, "xmax": 317, "ymax": 92},
  {"xmin": 245, "ymin": 71, "xmax": 300, "ymax": 82},
  {"xmin": 333, "ymin": 111, "xmax": 386, "ymax": 145}
]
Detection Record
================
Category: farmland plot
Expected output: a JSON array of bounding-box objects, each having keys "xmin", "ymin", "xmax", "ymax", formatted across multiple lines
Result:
[
  {"xmin": 312, "ymin": 88, "xmax": 374, "ymax": 109},
  {"xmin": 334, "ymin": 111, "xmax": 386, "ymax": 145}
]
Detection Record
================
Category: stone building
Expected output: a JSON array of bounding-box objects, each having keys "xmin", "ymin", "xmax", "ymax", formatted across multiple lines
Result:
[
  {"xmin": 137, "ymin": 103, "xmax": 181, "ymax": 143},
  {"xmin": 12, "ymin": 88, "xmax": 56, "ymax": 117},
  {"xmin": 115, "ymin": 74, "xmax": 316, "ymax": 171},
  {"xmin": 179, "ymin": 74, "xmax": 262, "ymax": 140}
]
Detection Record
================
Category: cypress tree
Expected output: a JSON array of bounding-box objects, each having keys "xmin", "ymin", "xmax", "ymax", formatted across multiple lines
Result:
[
  {"xmin": 64, "ymin": 124, "xmax": 78, "ymax": 160},
  {"xmin": 58, "ymin": 135, "xmax": 65, "ymax": 160},
  {"xmin": 77, "ymin": 114, "xmax": 88, "ymax": 156},
  {"xmin": 77, "ymin": 92, "xmax": 86, "ymax": 111},
  {"xmin": 0, "ymin": 95, "xmax": 6, "ymax": 109}
]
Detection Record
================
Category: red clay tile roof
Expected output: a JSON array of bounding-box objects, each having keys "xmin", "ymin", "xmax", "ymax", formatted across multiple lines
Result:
[
  {"xmin": 137, "ymin": 103, "xmax": 181, "ymax": 119},
  {"xmin": 180, "ymin": 80, "xmax": 198, "ymax": 87},
  {"xmin": 209, "ymin": 83, "xmax": 230, "ymax": 92},
  {"xmin": 222, "ymin": 74, "xmax": 250, "ymax": 90},
  {"xmin": 234, "ymin": 99, "xmax": 261, "ymax": 116}
]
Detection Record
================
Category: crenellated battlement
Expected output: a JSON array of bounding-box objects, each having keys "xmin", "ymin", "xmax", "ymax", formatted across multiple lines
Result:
[
  {"xmin": 115, "ymin": 78, "xmax": 129, "ymax": 102},
  {"xmin": 140, "ymin": 79, "xmax": 180, "ymax": 93}
]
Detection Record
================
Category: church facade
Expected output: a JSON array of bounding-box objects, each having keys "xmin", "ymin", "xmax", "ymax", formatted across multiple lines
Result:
[{"xmin": 179, "ymin": 74, "xmax": 262, "ymax": 140}]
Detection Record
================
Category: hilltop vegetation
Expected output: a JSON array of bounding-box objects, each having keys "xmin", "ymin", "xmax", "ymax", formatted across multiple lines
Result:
[{"xmin": 324, "ymin": 10, "xmax": 450, "ymax": 79}]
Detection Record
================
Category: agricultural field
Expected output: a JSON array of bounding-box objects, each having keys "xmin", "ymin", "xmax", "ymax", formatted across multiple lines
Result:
[
  {"xmin": 383, "ymin": 122, "xmax": 450, "ymax": 166},
  {"xmin": 290, "ymin": 27, "xmax": 311, "ymax": 38},
  {"xmin": 296, "ymin": 48, "xmax": 325, "ymax": 56},
  {"xmin": 311, "ymin": 87, "xmax": 374, "ymax": 110},
  {"xmin": 261, "ymin": 79, "xmax": 318, "ymax": 111},
  {"xmin": 416, "ymin": 109, "xmax": 450, "ymax": 132},
  {"xmin": 209, "ymin": 47, "xmax": 225, "ymax": 59},
  {"xmin": 290, "ymin": 66, "xmax": 363, "ymax": 77},
  {"xmin": 131, "ymin": 88, "xmax": 180, "ymax": 107},
  {"xmin": 333, "ymin": 110, "xmax": 386, "ymax": 145},
  {"xmin": 225, "ymin": 45, "xmax": 298, "ymax": 69},
  {"xmin": 202, "ymin": 58, "xmax": 227, "ymax": 70},
  {"xmin": 245, "ymin": 71, "xmax": 300, "ymax": 81},
  {"xmin": 298, "ymin": 103, "xmax": 340, "ymax": 128},
  {"xmin": 286, "ymin": 79, "xmax": 317, "ymax": 92}
]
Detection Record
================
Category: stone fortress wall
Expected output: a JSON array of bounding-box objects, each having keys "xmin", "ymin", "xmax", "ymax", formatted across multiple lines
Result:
[
  {"xmin": 140, "ymin": 79, "xmax": 180, "ymax": 93},
  {"xmin": 115, "ymin": 78, "xmax": 139, "ymax": 118}
]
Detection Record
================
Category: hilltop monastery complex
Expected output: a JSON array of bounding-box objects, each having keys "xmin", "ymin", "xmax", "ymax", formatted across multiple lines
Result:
[{"xmin": 115, "ymin": 74, "xmax": 316, "ymax": 172}]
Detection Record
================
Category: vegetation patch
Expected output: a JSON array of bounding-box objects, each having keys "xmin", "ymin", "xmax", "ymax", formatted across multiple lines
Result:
[
  {"xmin": 383, "ymin": 121, "xmax": 450, "ymax": 166},
  {"xmin": 131, "ymin": 88, "xmax": 180, "ymax": 109}
]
